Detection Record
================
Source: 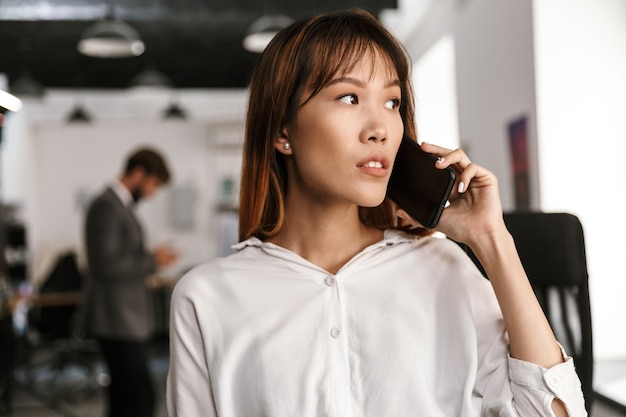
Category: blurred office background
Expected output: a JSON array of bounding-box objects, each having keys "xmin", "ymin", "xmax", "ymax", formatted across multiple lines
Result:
[{"xmin": 1, "ymin": 0, "xmax": 625, "ymax": 415}]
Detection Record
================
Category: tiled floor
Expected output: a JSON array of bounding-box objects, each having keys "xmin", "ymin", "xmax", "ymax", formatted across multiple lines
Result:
[{"xmin": 4, "ymin": 340, "xmax": 626, "ymax": 417}]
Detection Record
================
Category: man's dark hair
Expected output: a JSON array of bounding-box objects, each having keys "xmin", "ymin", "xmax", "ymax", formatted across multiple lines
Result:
[{"xmin": 124, "ymin": 147, "xmax": 171, "ymax": 184}]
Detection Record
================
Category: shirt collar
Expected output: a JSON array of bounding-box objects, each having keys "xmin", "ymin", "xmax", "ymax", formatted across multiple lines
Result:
[
  {"xmin": 231, "ymin": 229, "xmax": 418, "ymax": 274},
  {"xmin": 111, "ymin": 180, "xmax": 134, "ymax": 208},
  {"xmin": 232, "ymin": 229, "xmax": 417, "ymax": 252}
]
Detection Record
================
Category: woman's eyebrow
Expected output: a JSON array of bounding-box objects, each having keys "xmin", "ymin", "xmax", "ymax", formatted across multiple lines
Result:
[
  {"xmin": 327, "ymin": 77, "xmax": 401, "ymax": 89},
  {"xmin": 327, "ymin": 77, "xmax": 366, "ymax": 88}
]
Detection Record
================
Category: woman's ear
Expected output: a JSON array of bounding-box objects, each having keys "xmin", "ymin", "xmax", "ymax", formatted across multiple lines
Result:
[{"xmin": 274, "ymin": 128, "xmax": 293, "ymax": 155}]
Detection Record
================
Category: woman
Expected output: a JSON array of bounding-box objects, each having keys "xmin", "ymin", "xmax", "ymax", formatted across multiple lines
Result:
[{"xmin": 167, "ymin": 9, "xmax": 586, "ymax": 417}]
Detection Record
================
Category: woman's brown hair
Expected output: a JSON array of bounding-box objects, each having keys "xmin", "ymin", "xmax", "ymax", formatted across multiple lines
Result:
[{"xmin": 239, "ymin": 8, "xmax": 417, "ymax": 241}]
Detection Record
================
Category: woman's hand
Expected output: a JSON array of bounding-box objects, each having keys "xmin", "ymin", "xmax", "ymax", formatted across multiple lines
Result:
[
  {"xmin": 397, "ymin": 144, "xmax": 575, "ymax": 417},
  {"xmin": 396, "ymin": 142, "xmax": 508, "ymax": 247}
]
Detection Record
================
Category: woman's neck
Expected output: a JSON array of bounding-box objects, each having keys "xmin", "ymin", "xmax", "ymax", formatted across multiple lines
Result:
[{"xmin": 268, "ymin": 203, "xmax": 383, "ymax": 274}]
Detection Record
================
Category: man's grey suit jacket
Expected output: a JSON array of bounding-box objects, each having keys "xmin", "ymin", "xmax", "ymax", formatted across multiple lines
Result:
[{"xmin": 84, "ymin": 187, "xmax": 157, "ymax": 341}]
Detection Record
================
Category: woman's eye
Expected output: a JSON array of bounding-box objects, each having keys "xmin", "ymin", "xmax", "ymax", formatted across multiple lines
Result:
[
  {"xmin": 385, "ymin": 98, "xmax": 401, "ymax": 110},
  {"xmin": 339, "ymin": 94, "xmax": 358, "ymax": 105}
]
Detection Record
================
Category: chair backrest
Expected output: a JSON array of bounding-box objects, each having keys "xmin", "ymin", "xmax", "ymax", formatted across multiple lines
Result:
[
  {"xmin": 458, "ymin": 212, "xmax": 594, "ymax": 412},
  {"xmin": 28, "ymin": 252, "xmax": 83, "ymax": 339}
]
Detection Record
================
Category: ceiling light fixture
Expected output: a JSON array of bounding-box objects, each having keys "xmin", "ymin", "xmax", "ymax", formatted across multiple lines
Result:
[
  {"xmin": 129, "ymin": 66, "xmax": 173, "ymax": 90},
  {"xmin": 163, "ymin": 92, "xmax": 187, "ymax": 120},
  {"xmin": 163, "ymin": 101, "xmax": 187, "ymax": 120},
  {"xmin": 78, "ymin": 20, "xmax": 145, "ymax": 58},
  {"xmin": 77, "ymin": 0, "xmax": 145, "ymax": 58},
  {"xmin": 243, "ymin": 14, "xmax": 294, "ymax": 53},
  {"xmin": 10, "ymin": 72, "xmax": 46, "ymax": 98},
  {"xmin": 67, "ymin": 102, "xmax": 92, "ymax": 124}
]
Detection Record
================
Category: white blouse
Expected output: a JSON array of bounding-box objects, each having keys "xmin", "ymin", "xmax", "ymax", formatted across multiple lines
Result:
[{"xmin": 167, "ymin": 230, "xmax": 587, "ymax": 417}]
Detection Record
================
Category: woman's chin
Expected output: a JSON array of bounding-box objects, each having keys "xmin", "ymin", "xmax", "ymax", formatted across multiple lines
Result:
[{"xmin": 358, "ymin": 194, "xmax": 387, "ymax": 208}]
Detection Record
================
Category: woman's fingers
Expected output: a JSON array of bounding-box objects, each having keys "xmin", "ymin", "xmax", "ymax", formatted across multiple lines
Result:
[
  {"xmin": 420, "ymin": 142, "xmax": 471, "ymax": 169},
  {"xmin": 421, "ymin": 142, "xmax": 475, "ymax": 196},
  {"xmin": 451, "ymin": 161, "xmax": 480, "ymax": 195},
  {"xmin": 413, "ymin": 142, "xmax": 505, "ymax": 243},
  {"xmin": 419, "ymin": 141, "xmax": 451, "ymax": 156}
]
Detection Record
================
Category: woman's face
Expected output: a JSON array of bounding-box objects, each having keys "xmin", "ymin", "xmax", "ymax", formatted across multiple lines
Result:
[{"xmin": 280, "ymin": 51, "xmax": 404, "ymax": 210}]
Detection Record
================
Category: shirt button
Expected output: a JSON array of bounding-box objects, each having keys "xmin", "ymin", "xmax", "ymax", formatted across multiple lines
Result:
[
  {"xmin": 550, "ymin": 376, "xmax": 560, "ymax": 385},
  {"xmin": 330, "ymin": 327, "xmax": 342, "ymax": 338},
  {"xmin": 325, "ymin": 276, "xmax": 336, "ymax": 286}
]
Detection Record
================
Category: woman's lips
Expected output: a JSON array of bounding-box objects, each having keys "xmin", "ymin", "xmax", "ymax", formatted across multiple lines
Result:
[
  {"xmin": 360, "ymin": 161, "xmax": 383, "ymax": 168},
  {"xmin": 357, "ymin": 154, "xmax": 390, "ymax": 177}
]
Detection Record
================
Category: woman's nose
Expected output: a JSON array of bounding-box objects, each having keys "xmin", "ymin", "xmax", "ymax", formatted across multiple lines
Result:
[{"xmin": 360, "ymin": 111, "xmax": 387, "ymax": 143}]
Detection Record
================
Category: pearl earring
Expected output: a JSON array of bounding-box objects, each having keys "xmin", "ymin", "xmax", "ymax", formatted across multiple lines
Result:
[{"xmin": 283, "ymin": 143, "xmax": 291, "ymax": 150}]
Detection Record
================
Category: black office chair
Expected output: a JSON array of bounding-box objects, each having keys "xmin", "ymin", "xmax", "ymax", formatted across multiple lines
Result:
[
  {"xmin": 458, "ymin": 212, "xmax": 594, "ymax": 413},
  {"xmin": 14, "ymin": 252, "xmax": 105, "ymax": 417}
]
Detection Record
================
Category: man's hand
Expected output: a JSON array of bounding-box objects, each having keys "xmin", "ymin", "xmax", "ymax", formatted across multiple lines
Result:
[{"xmin": 153, "ymin": 245, "xmax": 179, "ymax": 268}]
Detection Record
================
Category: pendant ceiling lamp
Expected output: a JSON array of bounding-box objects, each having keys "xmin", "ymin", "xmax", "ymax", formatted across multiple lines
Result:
[
  {"xmin": 67, "ymin": 102, "xmax": 92, "ymax": 124},
  {"xmin": 243, "ymin": 14, "xmax": 293, "ymax": 53},
  {"xmin": 77, "ymin": 0, "xmax": 145, "ymax": 58},
  {"xmin": 129, "ymin": 66, "xmax": 173, "ymax": 90},
  {"xmin": 162, "ymin": 90, "xmax": 187, "ymax": 120},
  {"xmin": 163, "ymin": 101, "xmax": 187, "ymax": 120},
  {"xmin": 10, "ymin": 72, "xmax": 46, "ymax": 98}
]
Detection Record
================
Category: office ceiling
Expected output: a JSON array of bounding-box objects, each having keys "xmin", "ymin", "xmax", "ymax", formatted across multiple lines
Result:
[{"xmin": 0, "ymin": 0, "xmax": 398, "ymax": 91}]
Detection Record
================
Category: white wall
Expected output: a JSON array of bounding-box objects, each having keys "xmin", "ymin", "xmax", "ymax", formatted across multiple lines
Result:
[
  {"xmin": 533, "ymin": 0, "xmax": 626, "ymax": 360},
  {"xmin": 454, "ymin": 0, "xmax": 539, "ymax": 210},
  {"xmin": 412, "ymin": 34, "xmax": 460, "ymax": 150},
  {"xmin": 1, "ymin": 89, "xmax": 247, "ymax": 285},
  {"xmin": 0, "ymin": 109, "xmax": 37, "ymax": 222},
  {"xmin": 401, "ymin": 0, "xmax": 539, "ymax": 210}
]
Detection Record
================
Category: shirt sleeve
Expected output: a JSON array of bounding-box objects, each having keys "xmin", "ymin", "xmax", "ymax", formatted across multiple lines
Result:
[
  {"xmin": 448, "ymin": 240, "xmax": 587, "ymax": 417},
  {"xmin": 166, "ymin": 272, "xmax": 218, "ymax": 417},
  {"xmin": 475, "ymin": 322, "xmax": 587, "ymax": 417},
  {"xmin": 507, "ymin": 345, "xmax": 587, "ymax": 417}
]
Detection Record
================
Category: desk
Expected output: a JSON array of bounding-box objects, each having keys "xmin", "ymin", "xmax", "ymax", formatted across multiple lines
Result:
[
  {"xmin": 147, "ymin": 275, "xmax": 179, "ymax": 339},
  {"xmin": 28, "ymin": 292, "xmax": 84, "ymax": 307}
]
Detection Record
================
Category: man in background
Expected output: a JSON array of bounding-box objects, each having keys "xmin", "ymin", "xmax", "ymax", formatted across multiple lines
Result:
[{"xmin": 84, "ymin": 147, "xmax": 178, "ymax": 417}]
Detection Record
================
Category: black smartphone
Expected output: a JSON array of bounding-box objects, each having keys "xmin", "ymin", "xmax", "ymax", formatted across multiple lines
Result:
[{"xmin": 387, "ymin": 134, "xmax": 456, "ymax": 229}]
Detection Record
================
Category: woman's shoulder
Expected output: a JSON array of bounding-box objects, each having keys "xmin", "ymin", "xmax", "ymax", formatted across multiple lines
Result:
[
  {"xmin": 385, "ymin": 229, "xmax": 474, "ymax": 262},
  {"xmin": 384, "ymin": 229, "xmax": 489, "ymax": 287},
  {"xmin": 171, "ymin": 242, "xmax": 277, "ymax": 298},
  {"xmin": 170, "ymin": 259, "xmax": 220, "ymax": 301},
  {"xmin": 174, "ymin": 248, "xmax": 244, "ymax": 282}
]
